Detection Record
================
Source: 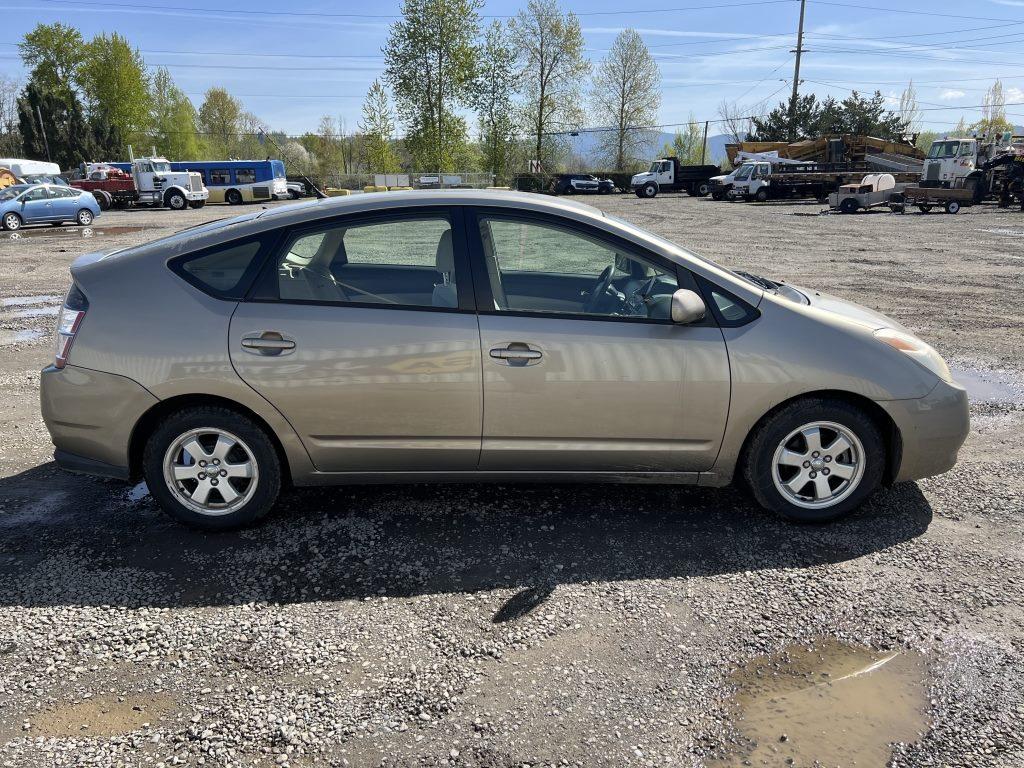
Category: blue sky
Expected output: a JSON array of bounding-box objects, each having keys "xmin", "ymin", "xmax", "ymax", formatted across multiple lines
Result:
[{"xmin": 3, "ymin": 0, "xmax": 1024, "ymax": 137}]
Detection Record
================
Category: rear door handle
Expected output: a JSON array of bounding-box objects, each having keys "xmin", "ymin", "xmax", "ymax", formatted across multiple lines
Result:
[
  {"xmin": 241, "ymin": 332, "xmax": 295, "ymax": 356},
  {"xmin": 489, "ymin": 342, "xmax": 543, "ymax": 366}
]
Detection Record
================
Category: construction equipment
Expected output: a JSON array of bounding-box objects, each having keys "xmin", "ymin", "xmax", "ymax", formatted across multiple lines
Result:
[
  {"xmin": 719, "ymin": 159, "xmax": 919, "ymax": 202},
  {"xmin": 0, "ymin": 167, "xmax": 17, "ymax": 190},
  {"xmin": 893, "ymin": 133, "xmax": 1024, "ymax": 213},
  {"xmin": 630, "ymin": 158, "xmax": 721, "ymax": 198},
  {"xmin": 75, "ymin": 157, "xmax": 208, "ymax": 210},
  {"xmin": 724, "ymin": 135, "xmax": 923, "ymax": 172}
]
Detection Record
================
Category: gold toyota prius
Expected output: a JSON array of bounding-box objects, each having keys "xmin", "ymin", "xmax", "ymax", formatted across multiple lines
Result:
[{"xmin": 41, "ymin": 191, "xmax": 969, "ymax": 529}]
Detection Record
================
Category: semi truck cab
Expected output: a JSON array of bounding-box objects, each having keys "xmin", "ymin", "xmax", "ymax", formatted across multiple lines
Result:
[{"xmin": 131, "ymin": 157, "xmax": 208, "ymax": 210}]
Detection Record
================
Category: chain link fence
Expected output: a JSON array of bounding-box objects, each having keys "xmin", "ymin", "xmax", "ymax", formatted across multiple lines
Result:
[{"xmin": 312, "ymin": 171, "xmax": 501, "ymax": 190}]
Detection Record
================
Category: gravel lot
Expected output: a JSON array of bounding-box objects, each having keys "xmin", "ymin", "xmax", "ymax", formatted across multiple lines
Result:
[{"xmin": 1, "ymin": 195, "xmax": 1022, "ymax": 768}]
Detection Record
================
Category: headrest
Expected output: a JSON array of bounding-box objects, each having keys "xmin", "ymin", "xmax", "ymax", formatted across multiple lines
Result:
[{"xmin": 436, "ymin": 228, "xmax": 454, "ymax": 273}]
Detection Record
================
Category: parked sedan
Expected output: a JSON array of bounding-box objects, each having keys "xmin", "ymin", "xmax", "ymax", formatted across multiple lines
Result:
[
  {"xmin": 41, "ymin": 191, "xmax": 969, "ymax": 529},
  {"xmin": 550, "ymin": 174, "xmax": 616, "ymax": 195},
  {"xmin": 0, "ymin": 183, "xmax": 100, "ymax": 231}
]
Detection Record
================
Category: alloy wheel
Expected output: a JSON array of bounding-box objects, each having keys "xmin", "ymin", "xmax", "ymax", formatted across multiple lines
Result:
[
  {"xmin": 162, "ymin": 427, "xmax": 259, "ymax": 516},
  {"xmin": 771, "ymin": 421, "xmax": 865, "ymax": 509}
]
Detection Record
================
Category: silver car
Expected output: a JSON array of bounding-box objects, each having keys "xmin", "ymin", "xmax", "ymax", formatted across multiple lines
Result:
[{"xmin": 40, "ymin": 191, "xmax": 969, "ymax": 529}]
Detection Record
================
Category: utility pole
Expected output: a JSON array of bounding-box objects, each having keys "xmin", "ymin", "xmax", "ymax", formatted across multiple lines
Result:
[
  {"xmin": 788, "ymin": 0, "xmax": 807, "ymax": 142},
  {"xmin": 35, "ymin": 104, "xmax": 52, "ymax": 163},
  {"xmin": 700, "ymin": 120, "xmax": 709, "ymax": 165}
]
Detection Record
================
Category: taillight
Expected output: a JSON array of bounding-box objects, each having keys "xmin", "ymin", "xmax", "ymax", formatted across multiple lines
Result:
[{"xmin": 54, "ymin": 283, "xmax": 88, "ymax": 369}]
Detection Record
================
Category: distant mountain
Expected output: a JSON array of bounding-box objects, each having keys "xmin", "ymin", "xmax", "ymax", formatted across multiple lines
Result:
[{"xmin": 567, "ymin": 131, "xmax": 738, "ymax": 170}]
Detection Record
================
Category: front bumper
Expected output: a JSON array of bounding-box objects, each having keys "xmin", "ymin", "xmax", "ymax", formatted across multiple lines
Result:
[
  {"xmin": 40, "ymin": 364, "xmax": 158, "ymax": 480},
  {"xmin": 879, "ymin": 378, "xmax": 970, "ymax": 483}
]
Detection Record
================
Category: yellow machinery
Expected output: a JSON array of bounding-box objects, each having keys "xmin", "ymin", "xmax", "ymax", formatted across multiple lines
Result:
[{"xmin": 0, "ymin": 167, "xmax": 18, "ymax": 189}]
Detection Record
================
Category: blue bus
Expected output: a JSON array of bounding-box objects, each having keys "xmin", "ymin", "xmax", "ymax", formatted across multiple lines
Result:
[{"xmin": 168, "ymin": 160, "xmax": 287, "ymax": 204}]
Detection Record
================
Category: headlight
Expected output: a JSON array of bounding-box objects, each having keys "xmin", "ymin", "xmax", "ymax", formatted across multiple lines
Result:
[{"xmin": 873, "ymin": 328, "xmax": 952, "ymax": 383}]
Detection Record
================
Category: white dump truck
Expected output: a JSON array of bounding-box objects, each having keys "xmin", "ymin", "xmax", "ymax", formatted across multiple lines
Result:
[{"xmin": 124, "ymin": 157, "xmax": 209, "ymax": 210}]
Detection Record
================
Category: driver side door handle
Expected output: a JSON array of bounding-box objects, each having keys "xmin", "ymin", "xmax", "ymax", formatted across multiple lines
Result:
[{"xmin": 489, "ymin": 342, "xmax": 543, "ymax": 367}]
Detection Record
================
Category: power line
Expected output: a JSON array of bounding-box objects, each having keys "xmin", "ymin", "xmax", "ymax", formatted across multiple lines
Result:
[
  {"xmin": 809, "ymin": 0, "xmax": 1024, "ymax": 24},
  {"xmin": 31, "ymin": 0, "xmax": 798, "ymax": 19}
]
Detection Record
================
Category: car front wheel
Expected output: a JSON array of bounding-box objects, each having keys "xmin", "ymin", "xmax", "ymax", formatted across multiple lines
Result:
[
  {"xmin": 2, "ymin": 212, "xmax": 22, "ymax": 231},
  {"xmin": 742, "ymin": 398, "xmax": 884, "ymax": 522},
  {"xmin": 143, "ymin": 406, "xmax": 282, "ymax": 530},
  {"xmin": 77, "ymin": 208, "xmax": 94, "ymax": 226}
]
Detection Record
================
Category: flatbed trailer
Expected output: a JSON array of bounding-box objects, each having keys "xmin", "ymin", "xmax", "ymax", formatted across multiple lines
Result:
[
  {"xmin": 729, "ymin": 160, "xmax": 919, "ymax": 202},
  {"xmin": 890, "ymin": 186, "xmax": 976, "ymax": 214}
]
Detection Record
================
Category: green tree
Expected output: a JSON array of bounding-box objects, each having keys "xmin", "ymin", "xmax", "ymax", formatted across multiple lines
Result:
[
  {"xmin": 77, "ymin": 33, "xmax": 151, "ymax": 147},
  {"xmin": 972, "ymin": 80, "xmax": 1013, "ymax": 138},
  {"xmin": 384, "ymin": 0, "xmax": 482, "ymax": 171},
  {"xmin": 198, "ymin": 87, "xmax": 242, "ymax": 157},
  {"xmin": 750, "ymin": 91, "xmax": 906, "ymax": 142},
  {"xmin": 898, "ymin": 80, "xmax": 921, "ymax": 135},
  {"xmin": 149, "ymin": 67, "xmax": 202, "ymax": 159},
  {"xmin": 90, "ymin": 108, "xmax": 124, "ymax": 160},
  {"xmin": 662, "ymin": 116, "xmax": 706, "ymax": 166},
  {"xmin": 591, "ymin": 29, "xmax": 660, "ymax": 171},
  {"xmin": 915, "ymin": 130, "xmax": 938, "ymax": 153},
  {"xmin": 511, "ymin": 0, "xmax": 590, "ymax": 170},
  {"xmin": 17, "ymin": 23, "xmax": 84, "ymax": 98},
  {"xmin": 359, "ymin": 79, "xmax": 400, "ymax": 173},
  {"xmin": 17, "ymin": 78, "xmax": 96, "ymax": 168},
  {"xmin": 472, "ymin": 20, "xmax": 518, "ymax": 181}
]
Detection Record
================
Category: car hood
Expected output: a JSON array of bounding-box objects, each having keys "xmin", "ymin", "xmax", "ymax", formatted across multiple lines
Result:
[
  {"xmin": 631, "ymin": 172, "xmax": 654, "ymax": 183},
  {"xmin": 794, "ymin": 284, "xmax": 911, "ymax": 333}
]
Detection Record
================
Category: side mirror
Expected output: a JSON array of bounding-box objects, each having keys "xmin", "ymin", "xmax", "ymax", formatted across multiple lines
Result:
[{"xmin": 671, "ymin": 288, "xmax": 706, "ymax": 325}]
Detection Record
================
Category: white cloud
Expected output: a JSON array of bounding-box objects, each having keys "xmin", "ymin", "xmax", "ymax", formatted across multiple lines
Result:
[
  {"xmin": 939, "ymin": 89, "xmax": 966, "ymax": 100},
  {"xmin": 990, "ymin": 0, "xmax": 1024, "ymax": 6},
  {"xmin": 1006, "ymin": 86, "xmax": 1024, "ymax": 102}
]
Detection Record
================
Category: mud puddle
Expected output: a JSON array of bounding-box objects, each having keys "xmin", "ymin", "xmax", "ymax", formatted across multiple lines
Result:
[
  {"xmin": 951, "ymin": 363, "xmax": 1024, "ymax": 405},
  {"xmin": 1, "ymin": 225, "xmax": 147, "ymax": 240},
  {"xmin": 16, "ymin": 692, "xmax": 176, "ymax": 738},
  {"xmin": 712, "ymin": 639, "xmax": 928, "ymax": 768},
  {"xmin": 0, "ymin": 328, "xmax": 45, "ymax": 345}
]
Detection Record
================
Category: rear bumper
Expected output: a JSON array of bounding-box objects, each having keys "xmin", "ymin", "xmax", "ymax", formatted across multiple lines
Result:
[
  {"xmin": 879, "ymin": 378, "xmax": 970, "ymax": 482},
  {"xmin": 40, "ymin": 364, "xmax": 158, "ymax": 480}
]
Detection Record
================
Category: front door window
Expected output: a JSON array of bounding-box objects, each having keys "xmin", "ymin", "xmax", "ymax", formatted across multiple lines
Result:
[{"xmin": 477, "ymin": 217, "xmax": 678, "ymax": 319}]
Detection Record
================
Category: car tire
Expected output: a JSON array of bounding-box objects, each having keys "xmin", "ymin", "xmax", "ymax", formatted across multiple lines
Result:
[
  {"xmin": 742, "ymin": 397, "xmax": 885, "ymax": 523},
  {"xmin": 694, "ymin": 182, "xmax": 711, "ymax": 197},
  {"xmin": 143, "ymin": 406, "xmax": 282, "ymax": 530},
  {"xmin": 93, "ymin": 190, "xmax": 112, "ymax": 210},
  {"xmin": 1, "ymin": 212, "xmax": 21, "ymax": 231},
  {"xmin": 945, "ymin": 200, "xmax": 961, "ymax": 214},
  {"xmin": 76, "ymin": 209, "xmax": 94, "ymax": 226},
  {"xmin": 754, "ymin": 188, "xmax": 769, "ymax": 202},
  {"xmin": 289, "ymin": 190, "xmax": 300, "ymax": 200},
  {"xmin": 642, "ymin": 182, "xmax": 658, "ymax": 198},
  {"xmin": 165, "ymin": 191, "xmax": 187, "ymax": 211},
  {"xmin": 711, "ymin": 191, "xmax": 724, "ymax": 201},
  {"xmin": 226, "ymin": 189, "xmax": 243, "ymax": 205},
  {"xmin": 839, "ymin": 198, "xmax": 860, "ymax": 214},
  {"xmin": 917, "ymin": 205, "xmax": 932, "ymax": 214}
]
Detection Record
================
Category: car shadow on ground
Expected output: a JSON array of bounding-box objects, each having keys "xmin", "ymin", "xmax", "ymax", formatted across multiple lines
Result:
[{"xmin": 0, "ymin": 462, "xmax": 933, "ymax": 612}]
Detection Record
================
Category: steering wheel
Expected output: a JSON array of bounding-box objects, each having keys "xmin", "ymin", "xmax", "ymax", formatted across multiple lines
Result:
[{"xmin": 584, "ymin": 265, "xmax": 616, "ymax": 313}]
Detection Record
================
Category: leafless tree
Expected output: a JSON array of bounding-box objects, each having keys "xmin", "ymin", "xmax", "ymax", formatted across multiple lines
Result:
[
  {"xmin": 0, "ymin": 75, "xmax": 22, "ymax": 156},
  {"xmin": 717, "ymin": 99, "xmax": 753, "ymax": 144}
]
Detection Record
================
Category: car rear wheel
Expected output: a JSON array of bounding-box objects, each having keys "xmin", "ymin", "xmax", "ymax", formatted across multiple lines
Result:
[
  {"xmin": 77, "ymin": 209, "xmax": 94, "ymax": 226},
  {"xmin": 1, "ymin": 212, "xmax": 21, "ymax": 231},
  {"xmin": 143, "ymin": 406, "xmax": 282, "ymax": 530},
  {"xmin": 754, "ymin": 188, "xmax": 769, "ymax": 202},
  {"xmin": 694, "ymin": 182, "xmax": 711, "ymax": 197},
  {"xmin": 742, "ymin": 398, "xmax": 884, "ymax": 522},
  {"xmin": 225, "ymin": 189, "xmax": 243, "ymax": 205},
  {"xmin": 839, "ymin": 198, "xmax": 860, "ymax": 214},
  {"xmin": 945, "ymin": 200, "xmax": 961, "ymax": 214}
]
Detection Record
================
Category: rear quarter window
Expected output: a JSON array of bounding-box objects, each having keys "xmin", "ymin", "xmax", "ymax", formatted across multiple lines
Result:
[{"xmin": 175, "ymin": 240, "xmax": 265, "ymax": 299}]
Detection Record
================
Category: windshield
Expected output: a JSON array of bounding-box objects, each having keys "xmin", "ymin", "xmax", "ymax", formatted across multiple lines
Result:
[
  {"xmin": 272, "ymin": 160, "xmax": 286, "ymax": 178},
  {"xmin": 648, "ymin": 162, "xmax": 660, "ymax": 173},
  {"xmin": 734, "ymin": 164, "xmax": 754, "ymax": 181},
  {"xmin": 0, "ymin": 185, "xmax": 28, "ymax": 201},
  {"xmin": 152, "ymin": 161, "xmax": 172, "ymax": 173},
  {"xmin": 927, "ymin": 141, "xmax": 960, "ymax": 159}
]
